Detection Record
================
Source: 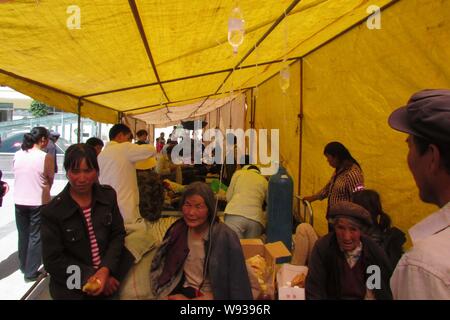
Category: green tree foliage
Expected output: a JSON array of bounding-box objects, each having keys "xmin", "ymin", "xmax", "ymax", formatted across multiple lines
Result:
[{"xmin": 30, "ymin": 100, "xmax": 51, "ymax": 117}]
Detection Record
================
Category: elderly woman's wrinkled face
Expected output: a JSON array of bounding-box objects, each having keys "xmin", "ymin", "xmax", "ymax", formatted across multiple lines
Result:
[
  {"xmin": 335, "ymin": 217, "xmax": 361, "ymax": 252},
  {"xmin": 182, "ymin": 194, "xmax": 209, "ymax": 231}
]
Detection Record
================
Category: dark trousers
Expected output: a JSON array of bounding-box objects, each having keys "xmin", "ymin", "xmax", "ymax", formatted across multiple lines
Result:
[{"xmin": 15, "ymin": 204, "xmax": 42, "ymax": 278}]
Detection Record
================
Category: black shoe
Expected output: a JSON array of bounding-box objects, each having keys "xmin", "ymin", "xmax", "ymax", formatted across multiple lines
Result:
[{"xmin": 24, "ymin": 271, "xmax": 45, "ymax": 283}]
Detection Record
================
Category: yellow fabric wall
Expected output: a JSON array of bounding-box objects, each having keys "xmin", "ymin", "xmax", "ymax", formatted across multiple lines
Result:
[
  {"xmin": 251, "ymin": 61, "xmax": 301, "ymax": 199},
  {"xmin": 300, "ymin": 0, "xmax": 450, "ymax": 239}
]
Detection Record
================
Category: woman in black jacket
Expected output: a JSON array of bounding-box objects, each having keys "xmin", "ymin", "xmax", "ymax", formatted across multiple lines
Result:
[{"xmin": 41, "ymin": 144, "xmax": 128, "ymax": 299}]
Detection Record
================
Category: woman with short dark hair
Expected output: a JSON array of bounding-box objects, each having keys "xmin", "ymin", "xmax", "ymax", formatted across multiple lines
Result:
[
  {"xmin": 41, "ymin": 143, "xmax": 128, "ymax": 299},
  {"xmin": 13, "ymin": 126, "xmax": 54, "ymax": 282}
]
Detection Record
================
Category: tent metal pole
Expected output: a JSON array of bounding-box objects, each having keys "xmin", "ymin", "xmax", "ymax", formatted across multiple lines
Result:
[
  {"xmin": 151, "ymin": 124, "xmax": 155, "ymax": 144},
  {"xmin": 128, "ymin": 0, "xmax": 169, "ymax": 102},
  {"xmin": 297, "ymin": 59, "xmax": 304, "ymax": 207},
  {"xmin": 248, "ymin": 88, "xmax": 253, "ymax": 130},
  {"xmin": 77, "ymin": 98, "xmax": 82, "ymax": 143},
  {"xmin": 252, "ymin": 92, "xmax": 256, "ymax": 129}
]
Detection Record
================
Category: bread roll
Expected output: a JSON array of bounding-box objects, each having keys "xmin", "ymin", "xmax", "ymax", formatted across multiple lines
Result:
[
  {"xmin": 82, "ymin": 277, "xmax": 101, "ymax": 293},
  {"xmin": 290, "ymin": 272, "xmax": 306, "ymax": 288}
]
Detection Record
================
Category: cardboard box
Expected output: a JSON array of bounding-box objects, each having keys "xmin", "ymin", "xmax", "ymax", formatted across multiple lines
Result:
[
  {"xmin": 240, "ymin": 239, "xmax": 292, "ymax": 299},
  {"xmin": 276, "ymin": 264, "xmax": 308, "ymax": 300}
]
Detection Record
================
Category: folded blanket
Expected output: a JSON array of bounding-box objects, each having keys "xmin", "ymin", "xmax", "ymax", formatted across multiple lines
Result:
[{"xmin": 124, "ymin": 219, "xmax": 159, "ymax": 263}]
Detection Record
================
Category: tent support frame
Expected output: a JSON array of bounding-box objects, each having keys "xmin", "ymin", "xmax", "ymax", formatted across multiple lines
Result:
[
  {"xmin": 77, "ymin": 98, "xmax": 82, "ymax": 143},
  {"xmin": 297, "ymin": 59, "xmax": 304, "ymax": 203},
  {"xmin": 128, "ymin": 0, "xmax": 169, "ymax": 103}
]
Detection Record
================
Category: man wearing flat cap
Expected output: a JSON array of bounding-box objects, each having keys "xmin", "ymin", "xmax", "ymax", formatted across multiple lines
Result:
[
  {"xmin": 388, "ymin": 89, "xmax": 450, "ymax": 300},
  {"xmin": 305, "ymin": 201, "xmax": 393, "ymax": 300}
]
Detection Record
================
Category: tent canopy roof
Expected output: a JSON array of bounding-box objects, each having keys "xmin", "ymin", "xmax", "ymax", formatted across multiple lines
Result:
[{"xmin": 0, "ymin": 0, "xmax": 394, "ymax": 124}]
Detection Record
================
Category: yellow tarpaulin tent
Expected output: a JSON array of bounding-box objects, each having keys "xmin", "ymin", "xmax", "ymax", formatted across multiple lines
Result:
[
  {"xmin": 1, "ymin": 0, "xmax": 449, "ymax": 240},
  {"xmin": 1, "ymin": 0, "xmax": 396, "ymax": 121}
]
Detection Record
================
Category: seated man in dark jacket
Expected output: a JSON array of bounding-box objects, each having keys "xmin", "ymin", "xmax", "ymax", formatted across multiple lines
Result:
[{"xmin": 305, "ymin": 201, "xmax": 393, "ymax": 300}]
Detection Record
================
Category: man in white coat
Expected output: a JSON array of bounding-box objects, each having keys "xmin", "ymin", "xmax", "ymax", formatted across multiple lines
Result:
[
  {"xmin": 98, "ymin": 124, "xmax": 156, "ymax": 225},
  {"xmin": 98, "ymin": 124, "xmax": 160, "ymax": 298}
]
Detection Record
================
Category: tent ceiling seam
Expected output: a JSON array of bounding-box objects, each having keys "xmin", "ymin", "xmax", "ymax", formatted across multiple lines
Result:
[
  {"xmin": 1, "ymin": 0, "xmax": 400, "ymax": 126},
  {"xmin": 0, "ymin": 68, "xmax": 78, "ymax": 100},
  {"xmin": 128, "ymin": 0, "xmax": 169, "ymax": 102},
  {"xmin": 0, "ymin": 68, "xmax": 118, "ymax": 113},
  {"xmin": 81, "ymin": 59, "xmax": 288, "ymax": 99},
  {"xmin": 126, "ymin": 0, "xmax": 400, "ymax": 124},
  {"xmin": 82, "ymin": 0, "xmax": 330, "ymax": 103},
  {"xmin": 234, "ymin": 0, "xmax": 400, "ymax": 93},
  {"xmin": 125, "ymin": 86, "xmax": 252, "ymax": 114},
  {"xmin": 79, "ymin": 1, "xmax": 399, "ymax": 103},
  {"xmin": 185, "ymin": 0, "xmax": 301, "ymax": 121},
  {"xmin": 303, "ymin": 0, "xmax": 400, "ymax": 58}
]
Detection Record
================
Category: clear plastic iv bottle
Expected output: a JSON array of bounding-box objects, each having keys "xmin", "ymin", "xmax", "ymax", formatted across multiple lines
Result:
[{"xmin": 228, "ymin": 6, "xmax": 245, "ymax": 54}]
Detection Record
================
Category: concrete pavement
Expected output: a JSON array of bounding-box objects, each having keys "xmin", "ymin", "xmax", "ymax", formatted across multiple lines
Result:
[{"xmin": 0, "ymin": 178, "xmax": 67, "ymax": 300}]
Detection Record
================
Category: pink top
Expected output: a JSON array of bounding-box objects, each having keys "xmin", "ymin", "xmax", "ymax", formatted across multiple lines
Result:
[
  {"xmin": 82, "ymin": 208, "xmax": 102, "ymax": 268},
  {"xmin": 13, "ymin": 148, "xmax": 54, "ymax": 206}
]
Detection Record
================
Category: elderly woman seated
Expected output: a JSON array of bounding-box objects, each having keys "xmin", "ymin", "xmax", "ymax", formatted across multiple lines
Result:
[
  {"xmin": 305, "ymin": 201, "xmax": 393, "ymax": 300},
  {"xmin": 150, "ymin": 182, "xmax": 253, "ymax": 300}
]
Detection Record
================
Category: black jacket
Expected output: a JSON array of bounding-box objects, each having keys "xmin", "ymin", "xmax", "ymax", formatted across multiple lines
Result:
[
  {"xmin": 41, "ymin": 183, "xmax": 126, "ymax": 299},
  {"xmin": 305, "ymin": 232, "xmax": 393, "ymax": 300},
  {"xmin": 368, "ymin": 226, "xmax": 406, "ymax": 268}
]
